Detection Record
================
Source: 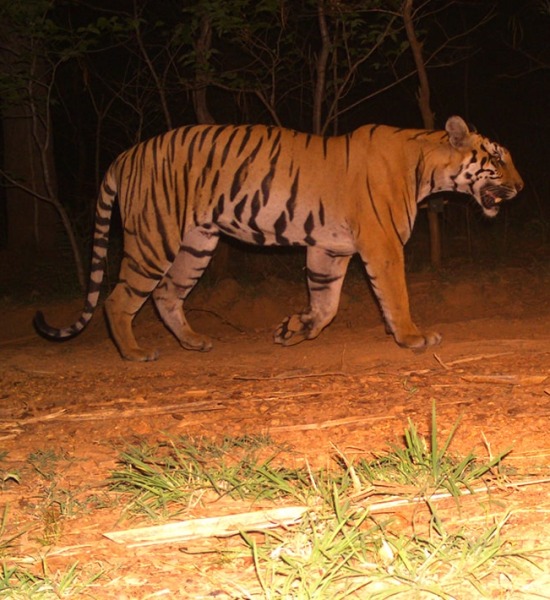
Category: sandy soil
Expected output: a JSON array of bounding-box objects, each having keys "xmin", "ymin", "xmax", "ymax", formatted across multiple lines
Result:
[{"xmin": 1, "ymin": 263, "xmax": 550, "ymax": 598}]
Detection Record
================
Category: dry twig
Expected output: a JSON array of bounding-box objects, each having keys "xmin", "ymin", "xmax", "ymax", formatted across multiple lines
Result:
[{"xmin": 104, "ymin": 506, "xmax": 308, "ymax": 547}]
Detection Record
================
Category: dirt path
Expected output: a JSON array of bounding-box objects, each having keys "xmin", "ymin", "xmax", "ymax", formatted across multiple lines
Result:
[{"xmin": 1, "ymin": 265, "xmax": 550, "ymax": 597}]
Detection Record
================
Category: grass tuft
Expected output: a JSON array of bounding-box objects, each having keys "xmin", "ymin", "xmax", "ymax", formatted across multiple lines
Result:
[
  {"xmin": 351, "ymin": 399, "xmax": 511, "ymax": 500},
  {"xmin": 106, "ymin": 406, "xmax": 547, "ymax": 597}
]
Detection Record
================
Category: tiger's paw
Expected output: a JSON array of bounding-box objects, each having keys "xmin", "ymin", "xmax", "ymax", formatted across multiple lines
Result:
[
  {"xmin": 274, "ymin": 314, "xmax": 312, "ymax": 346},
  {"xmin": 121, "ymin": 347, "xmax": 160, "ymax": 362},
  {"xmin": 396, "ymin": 330, "xmax": 442, "ymax": 351},
  {"xmin": 180, "ymin": 333, "xmax": 213, "ymax": 352}
]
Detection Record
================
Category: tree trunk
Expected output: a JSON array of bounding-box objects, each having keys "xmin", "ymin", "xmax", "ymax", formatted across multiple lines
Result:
[
  {"xmin": 0, "ymin": 46, "xmax": 59, "ymax": 260},
  {"xmin": 403, "ymin": 0, "xmax": 434, "ymax": 130},
  {"xmin": 192, "ymin": 15, "xmax": 216, "ymax": 126},
  {"xmin": 313, "ymin": 0, "xmax": 331, "ymax": 135},
  {"xmin": 1, "ymin": 12, "xmax": 85, "ymax": 290},
  {"xmin": 403, "ymin": 0, "xmax": 441, "ymax": 268}
]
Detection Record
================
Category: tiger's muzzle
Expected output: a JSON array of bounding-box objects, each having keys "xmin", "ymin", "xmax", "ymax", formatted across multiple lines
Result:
[{"xmin": 480, "ymin": 183, "xmax": 522, "ymax": 216}]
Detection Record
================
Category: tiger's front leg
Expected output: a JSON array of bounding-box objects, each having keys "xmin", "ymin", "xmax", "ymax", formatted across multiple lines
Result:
[
  {"xmin": 274, "ymin": 248, "xmax": 351, "ymax": 346},
  {"xmin": 358, "ymin": 238, "xmax": 441, "ymax": 350}
]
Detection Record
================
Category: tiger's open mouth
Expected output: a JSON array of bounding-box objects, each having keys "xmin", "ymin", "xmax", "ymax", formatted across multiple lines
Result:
[{"xmin": 480, "ymin": 185, "xmax": 515, "ymax": 216}]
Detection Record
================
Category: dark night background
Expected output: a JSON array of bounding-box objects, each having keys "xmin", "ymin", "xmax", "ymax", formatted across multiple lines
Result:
[{"xmin": 0, "ymin": 0, "xmax": 549, "ymax": 295}]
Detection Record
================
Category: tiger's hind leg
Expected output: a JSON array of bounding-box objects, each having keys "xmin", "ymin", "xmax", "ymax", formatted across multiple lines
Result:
[
  {"xmin": 274, "ymin": 248, "xmax": 351, "ymax": 346},
  {"xmin": 152, "ymin": 227, "xmax": 219, "ymax": 352},
  {"xmin": 104, "ymin": 278, "xmax": 161, "ymax": 362}
]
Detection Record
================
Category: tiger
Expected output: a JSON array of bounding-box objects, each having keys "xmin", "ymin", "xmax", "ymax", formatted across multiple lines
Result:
[{"xmin": 34, "ymin": 116, "xmax": 523, "ymax": 361}]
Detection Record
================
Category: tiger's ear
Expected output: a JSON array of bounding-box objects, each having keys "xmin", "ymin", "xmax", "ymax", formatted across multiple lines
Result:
[{"xmin": 445, "ymin": 116, "xmax": 471, "ymax": 149}]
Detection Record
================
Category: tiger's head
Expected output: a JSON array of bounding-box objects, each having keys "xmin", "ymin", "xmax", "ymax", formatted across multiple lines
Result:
[{"xmin": 443, "ymin": 116, "xmax": 523, "ymax": 217}]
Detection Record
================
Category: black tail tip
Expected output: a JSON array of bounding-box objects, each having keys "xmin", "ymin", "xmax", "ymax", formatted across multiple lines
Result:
[
  {"xmin": 34, "ymin": 310, "xmax": 52, "ymax": 338},
  {"xmin": 33, "ymin": 310, "xmax": 64, "ymax": 341},
  {"xmin": 33, "ymin": 310, "xmax": 86, "ymax": 342},
  {"xmin": 33, "ymin": 310, "xmax": 47, "ymax": 332}
]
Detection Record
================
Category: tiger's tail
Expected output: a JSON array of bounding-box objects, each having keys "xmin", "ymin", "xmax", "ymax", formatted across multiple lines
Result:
[{"xmin": 34, "ymin": 164, "xmax": 118, "ymax": 341}]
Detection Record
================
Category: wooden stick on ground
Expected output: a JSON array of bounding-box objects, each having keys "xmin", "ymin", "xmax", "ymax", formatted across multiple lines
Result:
[
  {"xmin": 433, "ymin": 352, "xmax": 513, "ymax": 370},
  {"xmin": 233, "ymin": 371, "xmax": 348, "ymax": 382},
  {"xmin": 104, "ymin": 506, "xmax": 308, "ymax": 547}
]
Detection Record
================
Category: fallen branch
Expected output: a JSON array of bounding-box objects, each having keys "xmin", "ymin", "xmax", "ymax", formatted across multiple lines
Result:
[
  {"xmin": 433, "ymin": 352, "xmax": 513, "ymax": 370},
  {"xmin": 270, "ymin": 415, "xmax": 394, "ymax": 432},
  {"xmin": 356, "ymin": 477, "xmax": 550, "ymax": 512},
  {"xmin": 461, "ymin": 374, "xmax": 548, "ymax": 385},
  {"xmin": 2, "ymin": 401, "xmax": 224, "ymax": 427},
  {"xmin": 233, "ymin": 371, "xmax": 348, "ymax": 381},
  {"xmin": 104, "ymin": 506, "xmax": 308, "ymax": 547},
  {"xmin": 4, "ymin": 408, "xmax": 68, "ymax": 426}
]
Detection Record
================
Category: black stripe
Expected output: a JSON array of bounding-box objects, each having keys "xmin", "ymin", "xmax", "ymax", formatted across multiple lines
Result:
[
  {"xmin": 230, "ymin": 169, "xmax": 242, "ymax": 202},
  {"xmin": 88, "ymin": 279, "xmax": 102, "ymax": 294},
  {"xmin": 151, "ymin": 198, "xmax": 177, "ymax": 263},
  {"xmin": 388, "ymin": 206, "xmax": 405, "ymax": 246},
  {"xmin": 252, "ymin": 231, "xmax": 266, "ymax": 245},
  {"xmin": 365, "ymin": 175, "xmax": 383, "ymax": 228},
  {"xmin": 269, "ymin": 130, "xmax": 282, "ymax": 158},
  {"xmin": 403, "ymin": 196, "xmax": 414, "ymax": 234},
  {"xmin": 325, "ymin": 248, "xmax": 352, "ymax": 258},
  {"xmin": 199, "ymin": 126, "xmax": 214, "ymax": 150},
  {"xmin": 306, "ymin": 269, "xmax": 342, "ymax": 284},
  {"xmin": 127, "ymin": 285, "xmax": 153, "ymax": 299},
  {"xmin": 221, "ymin": 129, "xmax": 240, "ymax": 166},
  {"xmin": 160, "ymin": 158, "xmax": 172, "ymax": 215},
  {"xmin": 210, "ymin": 170, "xmax": 220, "ymax": 195},
  {"xmin": 178, "ymin": 126, "xmax": 193, "ymax": 147},
  {"xmin": 303, "ymin": 211, "xmax": 315, "ymax": 245},
  {"xmin": 260, "ymin": 167, "xmax": 274, "ymax": 206},
  {"xmin": 318, "ymin": 201, "xmax": 325, "ymax": 227},
  {"xmin": 248, "ymin": 191, "xmax": 261, "ymax": 224},
  {"xmin": 414, "ymin": 153, "xmax": 424, "ymax": 200},
  {"xmin": 234, "ymin": 196, "xmax": 247, "ymax": 222},
  {"xmin": 213, "ymin": 194, "xmax": 225, "ymax": 221},
  {"xmin": 180, "ymin": 245, "xmax": 215, "ymax": 258},
  {"xmin": 187, "ymin": 129, "xmax": 200, "ymax": 163},
  {"xmin": 211, "ymin": 126, "xmax": 226, "ymax": 144},
  {"xmin": 368, "ymin": 125, "xmax": 381, "ymax": 140},
  {"xmin": 94, "ymin": 236, "xmax": 109, "ymax": 249},
  {"xmin": 274, "ymin": 211, "xmax": 289, "ymax": 245},
  {"xmin": 429, "ymin": 168, "xmax": 436, "ymax": 193},
  {"xmin": 204, "ymin": 144, "xmax": 217, "ymax": 177},
  {"xmin": 285, "ymin": 172, "xmax": 299, "ymax": 221},
  {"xmin": 168, "ymin": 129, "xmax": 178, "ymax": 159},
  {"xmin": 248, "ymin": 191, "xmax": 266, "ymax": 246},
  {"xmin": 237, "ymin": 126, "xmax": 253, "ymax": 156},
  {"xmin": 230, "ymin": 136, "xmax": 264, "ymax": 201},
  {"xmin": 102, "ymin": 181, "xmax": 116, "ymax": 197}
]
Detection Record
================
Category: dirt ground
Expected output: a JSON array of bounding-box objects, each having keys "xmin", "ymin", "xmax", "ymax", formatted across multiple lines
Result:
[{"xmin": 1, "ymin": 262, "xmax": 550, "ymax": 598}]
